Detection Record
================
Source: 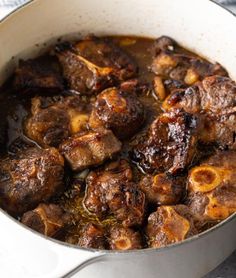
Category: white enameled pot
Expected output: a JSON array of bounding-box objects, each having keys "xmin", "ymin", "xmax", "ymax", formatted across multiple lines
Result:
[{"xmin": 0, "ymin": 0, "xmax": 236, "ymax": 277}]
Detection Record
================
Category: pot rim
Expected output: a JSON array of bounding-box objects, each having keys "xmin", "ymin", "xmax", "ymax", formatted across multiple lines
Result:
[{"xmin": 0, "ymin": 0, "xmax": 235, "ymax": 255}]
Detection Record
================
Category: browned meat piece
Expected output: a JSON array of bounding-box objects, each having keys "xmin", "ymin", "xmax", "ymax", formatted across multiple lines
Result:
[
  {"xmin": 60, "ymin": 129, "xmax": 121, "ymax": 171},
  {"xmin": 0, "ymin": 147, "xmax": 64, "ymax": 216},
  {"xmin": 66, "ymin": 223, "xmax": 107, "ymax": 249},
  {"xmin": 25, "ymin": 95, "xmax": 89, "ymax": 147},
  {"xmin": 14, "ymin": 56, "xmax": 64, "ymax": 91},
  {"xmin": 132, "ymin": 110, "xmax": 199, "ymax": 174},
  {"xmin": 21, "ymin": 203, "xmax": 71, "ymax": 237},
  {"xmin": 163, "ymin": 76, "xmax": 236, "ymax": 149},
  {"xmin": 84, "ymin": 160, "xmax": 132, "ymax": 215},
  {"xmin": 163, "ymin": 76, "xmax": 236, "ymax": 114},
  {"xmin": 84, "ymin": 160, "xmax": 145, "ymax": 227},
  {"xmin": 25, "ymin": 97, "xmax": 70, "ymax": 147},
  {"xmin": 146, "ymin": 205, "xmax": 197, "ymax": 248},
  {"xmin": 151, "ymin": 36, "xmax": 177, "ymax": 55},
  {"xmin": 89, "ymin": 86, "xmax": 145, "ymax": 139},
  {"xmin": 109, "ymin": 225, "xmax": 142, "ymax": 250},
  {"xmin": 150, "ymin": 36, "xmax": 227, "ymax": 100},
  {"xmin": 78, "ymin": 223, "xmax": 106, "ymax": 249},
  {"xmin": 200, "ymin": 113, "xmax": 236, "ymax": 149},
  {"xmin": 56, "ymin": 36, "xmax": 137, "ymax": 95},
  {"xmin": 139, "ymin": 173, "xmax": 185, "ymax": 205},
  {"xmin": 187, "ymin": 151, "xmax": 236, "ymax": 222},
  {"xmin": 151, "ymin": 37, "xmax": 227, "ymax": 84}
]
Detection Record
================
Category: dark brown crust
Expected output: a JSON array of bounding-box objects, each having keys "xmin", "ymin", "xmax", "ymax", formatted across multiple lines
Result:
[
  {"xmin": 132, "ymin": 109, "xmax": 199, "ymax": 174},
  {"xmin": 163, "ymin": 76, "xmax": 236, "ymax": 149},
  {"xmin": 89, "ymin": 85, "xmax": 145, "ymax": 139},
  {"xmin": 21, "ymin": 203, "xmax": 71, "ymax": 237},
  {"xmin": 25, "ymin": 95, "xmax": 89, "ymax": 147},
  {"xmin": 72, "ymin": 223, "xmax": 107, "ymax": 249},
  {"xmin": 60, "ymin": 129, "xmax": 122, "ymax": 171},
  {"xmin": 84, "ymin": 160, "xmax": 145, "ymax": 227},
  {"xmin": 0, "ymin": 147, "xmax": 64, "ymax": 216},
  {"xmin": 14, "ymin": 56, "xmax": 64, "ymax": 91},
  {"xmin": 56, "ymin": 36, "xmax": 137, "ymax": 94}
]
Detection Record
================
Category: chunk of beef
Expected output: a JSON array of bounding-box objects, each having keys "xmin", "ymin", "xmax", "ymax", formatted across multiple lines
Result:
[
  {"xmin": 163, "ymin": 76, "xmax": 236, "ymax": 149},
  {"xmin": 132, "ymin": 110, "xmax": 199, "ymax": 174},
  {"xmin": 84, "ymin": 160, "xmax": 132, "ymax": 214},
  {"xmin": 139, "ymin": 173, "xmax": 185, "ymax": 205},
  {"xmin": 187, "ymin": 151, "xmax": 236, "ymax": 221},
  {"xmin": 14, "ymin": 56, "xmax": 64, "ymax": 91},
  {"xmin": 0, "ymin": 147, "xmax": 64, "ymax": 216},
  {"xmin": 25, "ymin": 97, "xmax": 70, "ymax": 147},
  {"xmin": 163, "ymin": 86, "xmax": 201, "ymax": 114},
  {"xmin": 25, "ymin": 95, "xmax": 89, "ymax": 147},
  {"xmin": 66, "ymin": 223, "xmax": 107, "ymax": 249},
  {"xmin": 21, "ymin": 203, "xmax": 71, "ymax": 237},
  {"xmin": 150, "ymin": 36, "xmax": 227, "ymax": 100},
  {"xmin": 163, "ymin": 76, "xmax": 236, "ymax": 114},
  {"xmin": 151, "ymin": 36, "xmax": 177, "ymax": 55},
  {"xmin": 146, "ymin": 205, "xmax": 197, "ymax": 248},
  {"xmin": 109, "ymin": 225, "xmax": 142, "ymax": 250},
  {"xmin": 89, "ymin": 85, "xmax": 145, "ymax": 139},
  {"xmin": 151, "ymin": 37, "xmax": 227, "ymax": 84},
  {"xmin": 200, "ymin": 113, "xmax": 236, "ymax": 149},
  {"xmin": 60, "ymin": 129, "xmax": 121, "ymax": 171},
  {"xmin": 56, "ymin": 36, "xmax": 137, "ymax": 95},
  {"xmin": 84, "ymin": 160, "xmax": 145, "ymax": 227}
]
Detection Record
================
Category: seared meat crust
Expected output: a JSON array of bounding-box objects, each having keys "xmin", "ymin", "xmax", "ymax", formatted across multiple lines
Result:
[
  {"xmin": 132, "ymin": 110, "xmax": 199, "ymax": 174},
  {"xmin": 151, "ymin": 36, "xmax": 227, "ymax": 101},
  {"xmin": 21, "ymin": 203, "xmax": 71, "ymax": 237},
  {"xmin": 66, "ymin": 223, "xmax": 107, "ymax": 249},
  {"xmin": 56, "ymin": 36, "xmax": 137, "ymax": 94},
  {"xmin": 146, "ymin": 205, "xmax": 197, "ymax": 248},
  {"xmin": 89, "ymin": 85, "xmax": 145, "ymax": 139},
  {"xmin": 60, "ymin": 129, "xmax": 121, "ymax": 171},
  {"xmin": 163, "ymin": 76, "xmax": 236, "ymax": 149},
  {"xmin": 14, "ymin": 56, "xmax": 64, "ymax": 91},
  {"xmin": 84, "ymin": 160, "xmax": 145, "ymax": 227},
  {"xmin": 0, "ymin": 147, "xmax": 64, "ymax": 216},
  {"xmin": 25, "ymin": 95, "xmax": 89, "ymax": 147}
]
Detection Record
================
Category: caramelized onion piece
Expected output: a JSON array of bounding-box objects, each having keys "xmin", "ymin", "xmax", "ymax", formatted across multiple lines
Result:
[
  {"xmin": 153, "ymin": 76, "xmax": 166, "ymax": 100},
  {"xmin": 184, "ymin": 68, "xmax": 199, "ymax": 85},
  {"xmin": 152, "ymin": 53, "xmax": 178, "ymax": 76},
  {"xmin": 69, "ymin": 113, "xmax": 89, "ymax": 134}
]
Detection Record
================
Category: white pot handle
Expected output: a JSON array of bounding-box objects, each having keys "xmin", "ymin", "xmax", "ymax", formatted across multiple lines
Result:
[{"xmin": 0, "ymin": 210, "xmax": 105, "ymax": 278}]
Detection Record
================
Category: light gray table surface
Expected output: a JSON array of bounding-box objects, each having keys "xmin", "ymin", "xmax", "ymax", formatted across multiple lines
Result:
[{"xmin": 0, "ymin": 1, "xmax": 235, "ymax": 278}]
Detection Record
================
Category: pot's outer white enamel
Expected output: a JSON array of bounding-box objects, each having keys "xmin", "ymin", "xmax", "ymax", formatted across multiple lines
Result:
[{"xmin": 0, "ymin": 0, "xmax": 236, "ymax": 277}]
